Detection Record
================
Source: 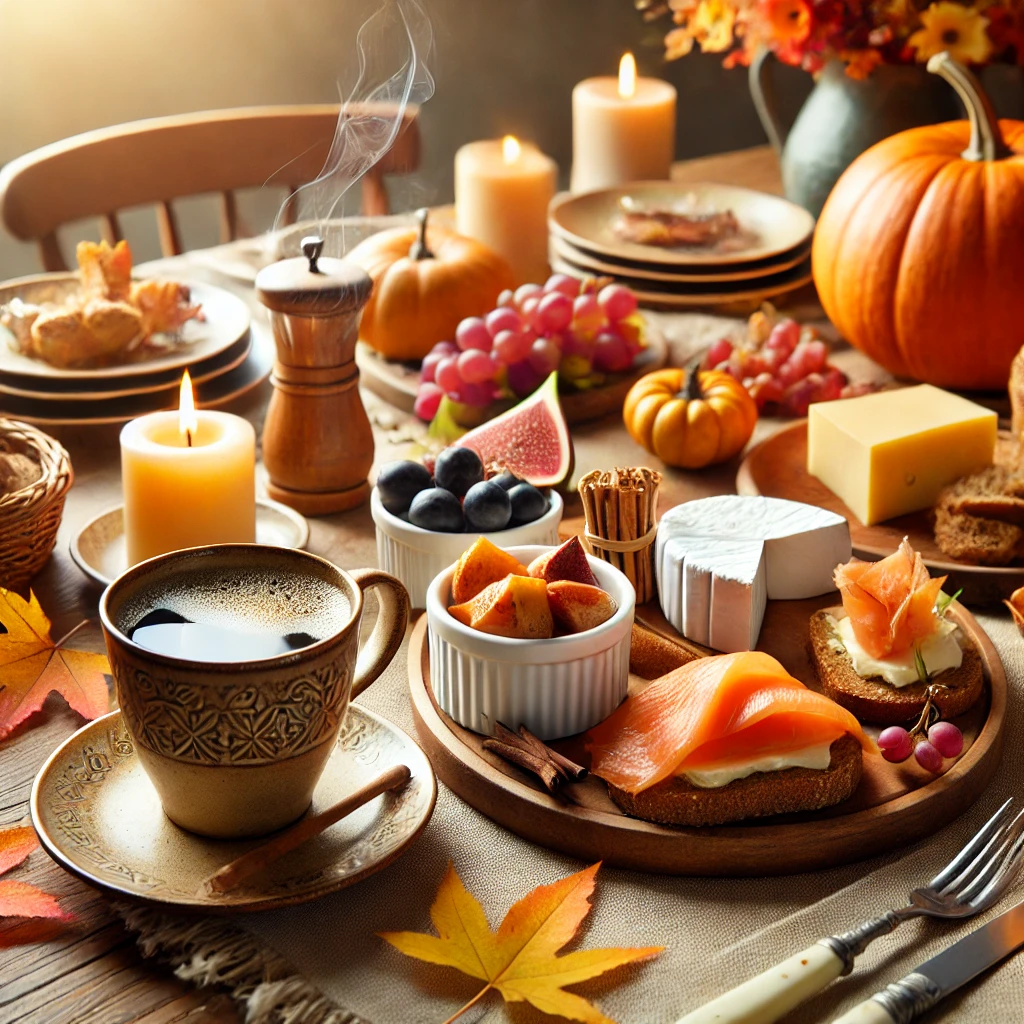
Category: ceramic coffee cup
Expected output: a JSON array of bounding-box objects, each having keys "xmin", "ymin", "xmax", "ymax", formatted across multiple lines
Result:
[{"xmin": 99, "ymin": 544, "xmax": 409, "ymax": 839}]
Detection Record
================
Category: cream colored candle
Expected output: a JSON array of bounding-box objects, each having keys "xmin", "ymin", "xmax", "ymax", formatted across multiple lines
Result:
[
  {"xmin": 455, "ymin": 135, "xmax": 557, "ymax": 286},
  {"xmin": 571, "ymin": 53, "xmax": 677, "ymax": 193},
  {"xmin": 121, "ymin": 373, "xmax": 256, "ymax": 566}
]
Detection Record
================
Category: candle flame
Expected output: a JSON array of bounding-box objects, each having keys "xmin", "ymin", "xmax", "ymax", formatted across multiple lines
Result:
[
  {"xmin": 618, "ymin": 52, "xmax": 637, "ymax": 99},
  {"xmin": 179, "ymin": 370, "xmax": 197, "ymax": 444},
  {"xmin": 502, "ymin": 135, "xmax": 521, "ymax": 165}
]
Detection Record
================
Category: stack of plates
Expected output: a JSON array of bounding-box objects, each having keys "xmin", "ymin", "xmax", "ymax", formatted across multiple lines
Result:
[
  {"xmin": 0, "ymin": 273, "xmax": 271, "ymax": 426},
  {"xmin": 548, "ymin": 182, "xmax": 816, "ymax": 311}
]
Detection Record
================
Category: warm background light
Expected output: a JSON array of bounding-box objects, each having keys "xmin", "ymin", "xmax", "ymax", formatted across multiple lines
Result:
[
  {"xmin": 178, "ymin": 369, "xmax": 197, "ymax": 440},
  {"xmin": 618, "ymin": 52, "xmax": 637, "ymax": 100},
  {"xmin": 502, "ymin": 135, "xmax": 521, "ymax": 165}
]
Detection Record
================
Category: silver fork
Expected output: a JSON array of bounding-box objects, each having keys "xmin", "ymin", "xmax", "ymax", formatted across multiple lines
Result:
[{"xmin": 675, "ymin": 798, "xmax": 1024, "ymax": 1024}]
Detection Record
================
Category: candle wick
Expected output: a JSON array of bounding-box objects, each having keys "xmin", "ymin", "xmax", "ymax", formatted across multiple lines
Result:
[{"xmin": 186, "ymin": 429, "xmax": 193, "ymax": 448}]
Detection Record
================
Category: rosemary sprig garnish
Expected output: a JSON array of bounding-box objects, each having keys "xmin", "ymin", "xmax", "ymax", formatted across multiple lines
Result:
[
  {"xmin": 914, "ymin": 644, "xmax": 929, "ymax": 686},
  {"xmin": 936, "ymin": 588, "xmax": 963, "ymax": 616}
]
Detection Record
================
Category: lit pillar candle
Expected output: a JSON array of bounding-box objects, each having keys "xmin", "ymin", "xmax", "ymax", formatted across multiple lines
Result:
[
  {"xmin": 121, "ymin": 371, "xmax": 256, "ymax": 566},
  {"xmin": 455, "ymin": 135, "xmax": 557, "ymax": 286},
  {"xmin": 571, "ymin": 53, "xmax": 677, "ymax": 193}
]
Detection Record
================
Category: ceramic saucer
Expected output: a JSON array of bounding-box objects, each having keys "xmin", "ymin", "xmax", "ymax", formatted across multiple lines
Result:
[
  {"xmin": 70, "ymin": 499, "xmax": 310, "ymax": 587},
  {"xmin": 31, "ymin": 707, "xmax": 437, "ymax": 911}
]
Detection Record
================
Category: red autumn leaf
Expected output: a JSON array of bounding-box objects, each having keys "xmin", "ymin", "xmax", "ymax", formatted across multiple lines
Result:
[
  {"xmin": 0, "ymin": 589, "xmax": 111, "ymax": 740},
  {"xmin": 0, "ymin": 879, "xmax": 65, "ymax": 920},
  {"xmin": 0, "ymin": 824, "xmax": 38, "ymax": 875},
  {"xmin": 0, "ymin": 820, "xmax": 71, "ymax": 945}
]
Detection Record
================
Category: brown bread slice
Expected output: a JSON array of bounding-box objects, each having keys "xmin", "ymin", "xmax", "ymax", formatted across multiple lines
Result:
[
  {"xmin": 608, "ymin": 733, "xmax": 862, "ymax": 828},
  {"xmin": 934, "ymin": 466, "xmax": 1024, "ymax": 566},
  {"xmin": 953, "ymin": 495, "xmax": 1024, "ymax": 526},
  {"xmin": 808, "ymin": 608, "xmax": 983, "ymax": 726}
]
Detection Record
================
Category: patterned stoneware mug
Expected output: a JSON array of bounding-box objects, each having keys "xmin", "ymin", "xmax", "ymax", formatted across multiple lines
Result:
[{"xmin": 99, "ymin": 544, "xmax": 409, "ymax": 838}]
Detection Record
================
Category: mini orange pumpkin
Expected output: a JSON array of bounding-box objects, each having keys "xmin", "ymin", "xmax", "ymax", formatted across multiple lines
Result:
[
  {"xmin": 346, "ymin": 208, "xmax": 514, "ymax": 362},
  {"xmin": 813, "ymin": 54, "xmax": 1024, "ymax": 390},
  {"xmin": 623, "ymin": 366, "xmax": 758, "ymax": 469}
]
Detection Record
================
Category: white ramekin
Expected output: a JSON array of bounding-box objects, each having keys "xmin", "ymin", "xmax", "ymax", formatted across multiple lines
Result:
[
  {"xmin": 372, "ymin": 489, "xmax": 563, "ymax": 608},
  {"xmin": 426, "ymin": 544, "xmax": 635, "ymax": 740}
]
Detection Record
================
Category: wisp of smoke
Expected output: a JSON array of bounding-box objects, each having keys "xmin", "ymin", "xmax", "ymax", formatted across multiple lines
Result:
[{"xmin": 274, "ymin": 0, "xmax": 434, "ymax": 253}]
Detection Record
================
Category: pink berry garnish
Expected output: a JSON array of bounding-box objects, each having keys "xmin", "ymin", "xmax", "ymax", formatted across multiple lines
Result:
[
  {"xmin": 484, "ymin": 307, "xmax": 522, "ymax": 338},
  {"xmin": 413, "ymin": 383, "xmax": 443, "ymax": 421},
  {"xmin": 544, "ymin": 273, "xmax": 580, "ymax": 298},
  {"xmin": 878, "ymin": 726, "xmax": 913, "ymax": 763},
  {"xmin": 455, "ymin": 317, "xmax": 492, "ymax": 352},
  {"xmin": 914, "ymin": 740, "xmax": 943, "ymax": 774},
  {"xmin": 514, "ymin": 283, "xmax": 544, "ymax": 307},
  {"xmin": 597, "ymin": 284, "xmax": 638, "ymax": 322},
  {"xmin": 928, "ymin": 721, "xmax": 964, "ymax": 759}
]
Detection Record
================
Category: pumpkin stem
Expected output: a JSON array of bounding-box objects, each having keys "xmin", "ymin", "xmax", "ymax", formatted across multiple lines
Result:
[
  {"xmin": 409, "ymin": 207, "xmax": 435, "ymax": 261},
  {"xmin": 679, "ymin": 356, "xmax": 705, "ymax": 402},
  {"xmin": 927, "ymin": 51, "xmax": 1011, "ymax": 162}
]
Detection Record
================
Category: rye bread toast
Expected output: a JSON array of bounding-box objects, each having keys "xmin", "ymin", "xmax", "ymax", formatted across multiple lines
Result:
[
  {"xmin": 934, "ymin": 466, "xmax": 1024, "ymax": 566},
  {"xmin": 808, "ymin": 607, "xmax": 983, "ymax": 726},
  {"xmin": 607, "ymin": 733, "xmax": 862, "ymax": 828}
]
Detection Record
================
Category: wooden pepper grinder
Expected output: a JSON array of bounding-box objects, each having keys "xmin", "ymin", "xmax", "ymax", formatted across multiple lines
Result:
[{"xmin": 255, "ymin": 236, "xmax": 374, "ymax": 515}]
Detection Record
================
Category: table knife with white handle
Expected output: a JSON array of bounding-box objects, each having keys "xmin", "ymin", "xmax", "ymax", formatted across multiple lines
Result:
[{"xmin": 831, "ymin": 899, "xmax": 1024, "ymax": 1024}]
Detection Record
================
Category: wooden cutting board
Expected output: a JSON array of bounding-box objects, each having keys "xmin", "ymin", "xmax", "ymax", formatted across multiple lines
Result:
[{"xmin": 407, "ymin": 598, "xmax": 1006, "ymax": 876}]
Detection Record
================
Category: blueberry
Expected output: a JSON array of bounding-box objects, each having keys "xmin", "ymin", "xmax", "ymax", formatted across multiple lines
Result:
[
  {"xmin": 408, "ymin": 487, "xmax": 464, "ymax": 533},
  {"xmin": 376, "ymin": 460, "xmax": 432, "ymax": 515},
  {"xmin": 508, "ymin": 483, "xmax": 549, "ymax": 525},
  {"xmin": 434, "ymin": 446, "xmax": 484, "ymax": 497},
  {"xmin": 490, "ymin": 470, "xmax": 522, "ymax": 492},
  {"xmin": 463, "ymin": 480, "xmax": 512, "ymax": 532}
]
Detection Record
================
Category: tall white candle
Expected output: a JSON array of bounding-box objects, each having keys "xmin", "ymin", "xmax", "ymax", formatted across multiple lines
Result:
[
  {"xmin": 121, "ymin": 372, "xmax": 256, "ymax": 566},
  {"xmin": 571, "ymin": 53, "xmax": 677, "ymax": 194},
  {"xmin": 455, "ymin": 135, "xmax": 557, "ymax": 286}
]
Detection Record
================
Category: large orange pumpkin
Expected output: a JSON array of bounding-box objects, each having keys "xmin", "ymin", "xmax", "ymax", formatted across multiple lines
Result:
[
  {"xmin": 623, "ymin": 366, "xmax": 758, "ymax": 469},
  {"xmin": 813, "ymin": 53, "xmax": 1024, "ymax": 391},
  {"xmin": 347, "ymin": 208, "xmax": 514, "ymax": 362}
]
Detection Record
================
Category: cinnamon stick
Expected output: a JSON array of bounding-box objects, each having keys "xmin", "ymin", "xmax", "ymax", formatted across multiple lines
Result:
[
  {"xmin": 482, "ymin": 739, "xmax": 562, "ymax": 794},
  {"xmin": 518, "ymin": 725, "xmax": 588, "ymax": 782}
]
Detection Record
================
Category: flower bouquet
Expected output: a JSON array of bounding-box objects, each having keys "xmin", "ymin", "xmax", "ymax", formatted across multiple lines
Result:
[{"xmin": 637, "ymin": 0, "xmax": 1024, "ymax": 77}]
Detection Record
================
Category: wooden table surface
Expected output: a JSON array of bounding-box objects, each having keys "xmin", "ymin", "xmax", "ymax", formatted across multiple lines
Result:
[{"xmin": 0, "ymin": 145, "xmax": 786, "ymax": 1024}]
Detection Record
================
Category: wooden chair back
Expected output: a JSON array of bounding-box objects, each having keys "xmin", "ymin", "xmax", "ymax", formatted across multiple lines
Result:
[{"xmin": 0, "ymin": 104, "xmax": 420, "ymax": 271}]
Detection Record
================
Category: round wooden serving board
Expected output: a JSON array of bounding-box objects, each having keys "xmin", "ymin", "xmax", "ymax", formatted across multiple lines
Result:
[
  {"xmin": 737, "ymin": 419, "xmax": 1024, "ymax": 607},
  {"xmin": 407, "ymin": 599, "xmax": 1006, "ymax": 876},
  {"xmin": 355, "ymin": 321, "xmax": 668, "ymax": 426}
]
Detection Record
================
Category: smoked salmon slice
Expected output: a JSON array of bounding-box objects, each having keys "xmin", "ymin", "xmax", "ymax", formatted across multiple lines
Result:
[
  {"xmin": 587, "ymin": 651, "xmax": 868, "ymax": 795},
  {"xmin": 834, "ymin": 538, "xmax": 945, "ymax": 659}
]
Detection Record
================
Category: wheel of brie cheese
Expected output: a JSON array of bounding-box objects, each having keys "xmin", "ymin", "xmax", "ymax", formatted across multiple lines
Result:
[{"xmin": 655, "ymin": 495, "xmax": 851, "ymax": 653}]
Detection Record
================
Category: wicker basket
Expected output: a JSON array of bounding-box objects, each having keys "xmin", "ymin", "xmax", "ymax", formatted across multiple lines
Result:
[{"xmin": 0, "ymin": 419, "xmax": 73, "ymax": 590}]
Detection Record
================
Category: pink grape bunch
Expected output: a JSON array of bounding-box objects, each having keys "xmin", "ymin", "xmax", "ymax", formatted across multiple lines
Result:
[
  {"xmin": 877, "ymin": 720, "xmax": 964, "ymax": 775},
  {"xmin": 414, "ymin": 275, "xmax": 643, "ymax": 421},
  {"xmin": 701, "ymin": 317, "xmax": 877, "ymax": 418}
]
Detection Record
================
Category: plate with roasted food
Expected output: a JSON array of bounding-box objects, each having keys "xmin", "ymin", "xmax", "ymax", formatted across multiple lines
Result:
[
  {"xmin": 0, "ymin": 241, "xmax": 250, "ymax": 382},
  {"xmin": 549, "ymin": 182, "xmax": 815, "ymax": 268}
]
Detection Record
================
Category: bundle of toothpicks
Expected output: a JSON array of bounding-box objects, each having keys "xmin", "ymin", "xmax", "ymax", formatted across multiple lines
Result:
[{"xmin": 578, "ymin": 466, "xmax": 662, "ymax": 603}]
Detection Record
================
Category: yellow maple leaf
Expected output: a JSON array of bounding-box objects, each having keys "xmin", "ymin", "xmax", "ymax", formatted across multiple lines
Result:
[
  {"xmin": 380, "ymin": 861, "xmax": 662, "ymax": 1024},
  {"xmin": 0, "ymin": 589, "xmax": 111, "ymax": 740}
]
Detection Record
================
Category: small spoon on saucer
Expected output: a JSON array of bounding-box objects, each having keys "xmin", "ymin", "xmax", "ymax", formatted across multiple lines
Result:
[{"xmin": 203, "ymin": 763, "xmax": 411, "ymax": 894}]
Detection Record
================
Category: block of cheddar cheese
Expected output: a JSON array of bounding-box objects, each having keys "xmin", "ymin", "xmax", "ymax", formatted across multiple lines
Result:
[{"xmin": 807, "ymin": 385, "xmax": 996, "ymax": 526}]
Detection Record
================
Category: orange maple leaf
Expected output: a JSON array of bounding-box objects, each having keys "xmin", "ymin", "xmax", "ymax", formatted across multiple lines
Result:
[
  {"xmin": 0, "ymin": 823, "xmax": 69, "ymax": 945},
  {"xmin": 0, "ymin": 589, "xmax": 111, "ymax": 740},
  {"xmin": 380, "ymin": 862, "xmax": 662, "ymax": 1024}
]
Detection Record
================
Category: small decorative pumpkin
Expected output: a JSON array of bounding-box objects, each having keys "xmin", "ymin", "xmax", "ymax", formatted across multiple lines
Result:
[
  {"xmin": 346, "ymin": 208, "xmax": 514, "ymax": 362},
  {"xmin": 623, "ymin": 365, "xmax": 758, "ymax": 469},
  {"xmin": 813, "ymin": 53, "xmax": 1024, "ymax": 391}
]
